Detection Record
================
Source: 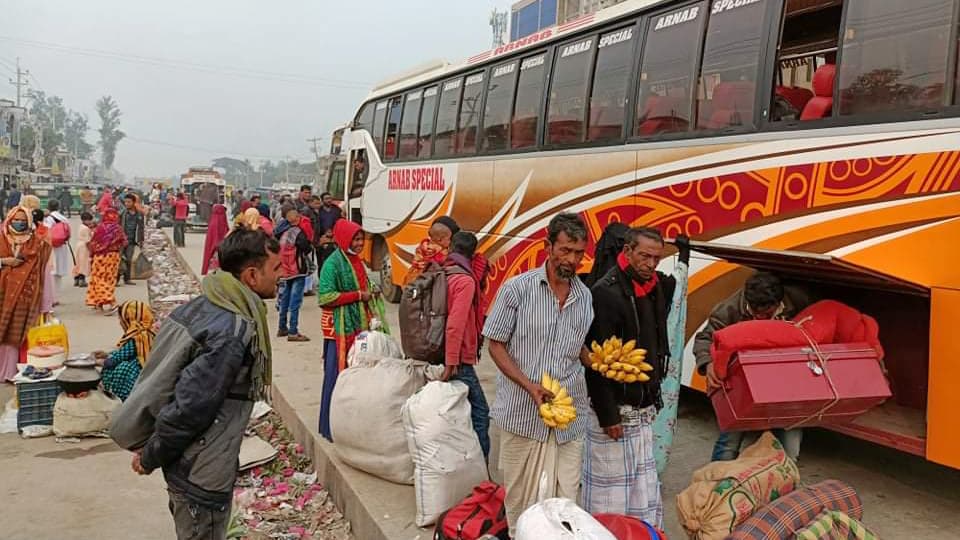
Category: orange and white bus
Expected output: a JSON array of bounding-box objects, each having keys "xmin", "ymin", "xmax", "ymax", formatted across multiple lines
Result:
[{"xmin": 334, "ymin": 0, "xmax": 960, "ymax": 467}]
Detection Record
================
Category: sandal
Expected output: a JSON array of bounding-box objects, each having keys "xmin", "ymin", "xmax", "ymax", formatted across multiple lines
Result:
[{"xmin": 287, "ymin": 334, "xmax": 310, "ymax": 342}]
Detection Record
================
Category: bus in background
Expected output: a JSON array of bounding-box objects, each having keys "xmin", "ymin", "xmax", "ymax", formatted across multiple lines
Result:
[
  {"xmin": 335, "ymin": 0, "xmax": 960, "ymax": 468},
  {"xmin": 180, "ymin": 167, "xmax": 225, "ymax": 229}
]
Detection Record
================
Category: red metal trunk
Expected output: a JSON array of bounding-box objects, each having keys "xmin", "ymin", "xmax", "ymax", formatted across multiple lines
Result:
[{"xmin": 711, "ymin": 343, "xmax": 892, "ymax": 432}]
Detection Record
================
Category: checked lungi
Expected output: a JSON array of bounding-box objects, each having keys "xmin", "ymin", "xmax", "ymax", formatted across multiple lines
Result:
[{"xmin": 581, "ymin": 404, "xmax": 663, "ymax": 528}]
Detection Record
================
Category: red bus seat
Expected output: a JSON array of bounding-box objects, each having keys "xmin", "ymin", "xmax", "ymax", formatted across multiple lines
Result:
[
  {"xmin": 511, "ymin": 117, "xmax": 538, "ymax": 148},
  {"xmin": 704, "ymin": 81, "xmax": 755, "ymax": 129},
  {"xmin": 776, "ymin": 85, "xmax": 813, "ymax": 113},
  {"xmin": 800, "ymin": 64, "xmax": 835, "ymax": 120}
]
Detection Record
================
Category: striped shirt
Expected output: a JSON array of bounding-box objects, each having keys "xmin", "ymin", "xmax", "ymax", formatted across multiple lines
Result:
[{"xmin": 482, "ymin": 265, "xmax": 594, "ymax": 443}]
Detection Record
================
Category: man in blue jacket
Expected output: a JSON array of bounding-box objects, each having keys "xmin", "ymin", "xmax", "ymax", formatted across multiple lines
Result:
[{"xmin": 111, "ymin": 228, "xmax": 281, "ymax": 540}]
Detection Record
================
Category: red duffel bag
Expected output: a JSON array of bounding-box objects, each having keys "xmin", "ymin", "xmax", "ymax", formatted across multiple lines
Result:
[{"xmin": 593, "ymin": 514, "xmax": 667, "ymax": 540}]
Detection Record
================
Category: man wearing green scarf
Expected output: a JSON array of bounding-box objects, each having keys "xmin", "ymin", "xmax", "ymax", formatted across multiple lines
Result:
[{"xmin": 111, "ymin": 228, "xmax": 281, "ymax": 540}]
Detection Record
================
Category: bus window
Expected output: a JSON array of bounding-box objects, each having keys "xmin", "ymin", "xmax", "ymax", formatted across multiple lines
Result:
[
  {"xmin": 588, "ymin": 26, "xmax": 635, "ymax": 142},
  {"xmin": 355, "ymin": 102, "xmax": 375, "ymax": 135},
  {"xmin": 372, "ymin": 101, "xmax": 387, "ymax": 158},
  {"xmin": 547, "ymin": 37, "xmax": 596, "ymax": 145},
  {"xmin": 327, "ymin": 161, "xmax": 346, "ymax": 200},
  {"xmin": 434, "ymin": 78, "xmax": 463, "ymax": 158},
  {"xmin": 458, "ymin": 72, "xmax": 485, "ymax": 155},
  {"xmin": 839, "ymin": 0, "xmax": 953, "ymax": 115},
  {"xmin": 770, "ymin": 1, "xmax": 844, "ymax": 122},
  {"xmin": 384, "ymin": 96, "xmax": 402, "ymax": 161},
  {"xmin": 512, "ymin": 53, "xmax": 547, "ymax": 149},
  {"xmin": 482, "ymin": 61, "xmax": 518, "ymax": 152},
  {"xmin": 399, "ymin": 90, "xmax": 423, "ymax": 159},
  {"xmin": 418, "ymin": 86, "xmax": 439, "ymax": 158},
  {"xmin": 635, "ymin": 3, "xmax": 706, "ymax": 137},
  {"xmin": 695, "ymin": 0, "xmax": 769, "ymax": 131}
]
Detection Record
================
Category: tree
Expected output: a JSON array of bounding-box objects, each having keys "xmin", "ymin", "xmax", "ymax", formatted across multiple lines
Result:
[
  {"xmin": 96, "ymin": 95, "xmax": 125, "ymax": 170},
  {"xmin": 64, "ymin": 113, "xmax": 94, "ymax": 159},
  {"xmin": 213, "ymin": 156, "xmax": 255, "ymax": 187}
]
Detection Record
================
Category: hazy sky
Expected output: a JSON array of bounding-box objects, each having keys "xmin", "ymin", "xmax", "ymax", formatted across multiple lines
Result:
[{"xmin": 0, "ymin": 0, "xmax": 512, "ymax": 177}]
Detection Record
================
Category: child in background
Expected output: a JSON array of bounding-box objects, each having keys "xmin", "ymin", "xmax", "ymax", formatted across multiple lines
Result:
[
  {"xmin": 73, "ymin": 212, "xmax": 95, "ymax": 287},
  {"xmin": 403, "ymin": 216, "xmax": 459, "ymax": 285}
]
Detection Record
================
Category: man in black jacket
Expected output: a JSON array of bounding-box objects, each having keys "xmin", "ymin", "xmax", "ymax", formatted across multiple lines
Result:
[
  {"xmin": 119, "ymin": 194, "xmax": 144, "ymax": 284},
  {"xmin": 110, "ymin": 229, "xmax": 281, "ymax": 540},
  {"xmin": 580, "ymin": 227, "xmax": 689, "ymax": 526}
]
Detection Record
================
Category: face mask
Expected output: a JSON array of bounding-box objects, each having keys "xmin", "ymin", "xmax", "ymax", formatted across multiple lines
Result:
[{"xmin": 10, "ymin": 221, "xmax": 28, "ymax": 233}]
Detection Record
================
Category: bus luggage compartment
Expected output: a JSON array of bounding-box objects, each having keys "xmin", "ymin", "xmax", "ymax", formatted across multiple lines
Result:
[{"xmin": 688, "ymin": 241, "xmax": 930, "ymax": 458}]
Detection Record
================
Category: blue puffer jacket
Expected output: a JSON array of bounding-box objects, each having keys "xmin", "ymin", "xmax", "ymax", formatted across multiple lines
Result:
[{"xmin": 110, "ymin": 296, "xmax": 255, "ymax": 510}]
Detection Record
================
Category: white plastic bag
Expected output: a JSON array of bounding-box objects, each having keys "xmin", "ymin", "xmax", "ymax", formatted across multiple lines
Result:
[
  {"xmin": 515, "ymin": 498, "xmax": 617, "ymax": 540},
  {"xmin": 330, "ymin": 356, "xmax": 431, "ymax": 484},
  {"xmin": 402, "ymin": 381, "xmax": 489, "ymax": 527},
  {"xmin": 346, "ymin": 330, "xmax": 404, "ymax": 367}
]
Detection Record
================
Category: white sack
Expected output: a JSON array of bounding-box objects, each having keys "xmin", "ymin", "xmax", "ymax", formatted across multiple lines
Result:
[
  {"xmin": 347, "ymin": 330, "xmax": 404, "ymax": 367},
  {"xmin": 330, "ymin": 356, "xmax": 434, "ymax": 484},
  {"xmin": 516, "ymin": 498, "xmax": 617, "ymax": 540},
  {"xmin": 53, "ymin": 390, "xmax": 121, "ymax": 437},
  {"xmin": 402, "ymin": 381, "xmax": 489, "ymax": 527}
]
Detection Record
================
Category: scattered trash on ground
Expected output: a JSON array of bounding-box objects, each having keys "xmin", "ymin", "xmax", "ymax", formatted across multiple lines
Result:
[{"xmin": 232, "ymin": 411, "xmax": 352, "ymax": 540}]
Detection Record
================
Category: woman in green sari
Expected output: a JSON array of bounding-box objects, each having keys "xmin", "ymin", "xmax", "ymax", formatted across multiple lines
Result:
[{"xmin": 317, "ymin": 219, "xmax": 387, "ymax": 441}]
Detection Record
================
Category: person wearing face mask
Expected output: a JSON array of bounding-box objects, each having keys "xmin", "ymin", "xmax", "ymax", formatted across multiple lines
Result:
[
  {"xmin": 579, "ymin": 227, "xmax": 689, "ymax": 527},
  {"xmin": 694, "ymin": 271, "xmax": 813, "ymax": 462},
  {"xmin": 0, "ymin": 207, "xmax": 54, "ymax": 381},
  {"xmin": 316, "ymin": 219, "xmax": 390, "ymax": 442}
]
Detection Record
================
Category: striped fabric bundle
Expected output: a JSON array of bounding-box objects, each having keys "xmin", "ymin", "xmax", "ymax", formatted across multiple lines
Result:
[
  {"xmin": 795, "ymin": 510, "xmax": 878, "ymax": 540},
  {"xmin": 727, "ymin": 480, "xmax": 863, "ymax": 540}
]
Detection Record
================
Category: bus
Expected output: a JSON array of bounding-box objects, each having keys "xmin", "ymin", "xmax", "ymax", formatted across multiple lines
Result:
[
  {"xmin": 337, "ymin": 0, "xmax": 960, "ymax": 468},
  {"xmin": 180, "ymin": 167, "xmax": 225, "ymax": 229}
]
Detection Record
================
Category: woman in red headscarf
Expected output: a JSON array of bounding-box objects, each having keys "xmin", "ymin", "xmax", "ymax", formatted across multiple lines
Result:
[
  {"xmin": 316, "ymin": 219, "xmax": 390, "ymax": 441},
  {"xmin": 201, "ymin": 204, "xmax": 229, "ymax": 275},
  {"xmin": 86, "ymin": 208, "xmax": 128, "ymax": 314},
  {"xmin": 0, "ymin": 207, "xmax": 53, "ymax": 381}
]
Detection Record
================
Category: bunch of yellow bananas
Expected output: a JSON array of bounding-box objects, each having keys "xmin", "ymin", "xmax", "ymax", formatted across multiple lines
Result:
[
  {"xmin": 587, "ymin": 337, "xmax": 654, "ymax": 383},
  {"xmin": 538, "ymin": 373, "xmax": 577, "ymax": 430}
]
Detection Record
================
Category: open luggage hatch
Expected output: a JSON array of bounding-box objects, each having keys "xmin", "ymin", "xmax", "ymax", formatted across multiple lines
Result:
[{"xmin": 688, "ymin": 240, "xmax": 930, "ymax": 456}]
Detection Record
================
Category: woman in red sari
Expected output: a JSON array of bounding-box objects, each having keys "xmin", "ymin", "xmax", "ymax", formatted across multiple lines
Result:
[
  {"xmin": 201, "ymin": 204, "xmax": 229, "ymax": 275},
  {"xmin": 86, "ymin": 208, "xmax": 128, "ymax": 314},
  {"xmin": 0, "ymin": 207, "xmax": 53, "ymax": 381}
]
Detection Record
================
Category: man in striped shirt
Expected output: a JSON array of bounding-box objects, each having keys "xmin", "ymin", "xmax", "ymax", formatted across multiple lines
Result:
[{"xmin": 482, "ymin": 212, "xmax": 594, "ymax": 534}]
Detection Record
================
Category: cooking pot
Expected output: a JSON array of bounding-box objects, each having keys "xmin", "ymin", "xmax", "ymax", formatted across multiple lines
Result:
[{"xmin": 57, "ymin": 354, "xmax": 101, "ymax": 394}]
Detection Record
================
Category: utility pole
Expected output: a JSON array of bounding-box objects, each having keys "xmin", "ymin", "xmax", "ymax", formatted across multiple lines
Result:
[
  {"xmin": 8, "ymin": 58, "xmax": 29, "ymax": 107},
  {"xmin": 307, "ymin": 137, "xmax": 323, "ymax": 180}
]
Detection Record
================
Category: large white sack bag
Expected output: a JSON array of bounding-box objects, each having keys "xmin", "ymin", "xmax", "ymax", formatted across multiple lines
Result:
[
  {"xmin": 516, "ymin": 498, "xmax": 617, "ymax": 540},
  {"xmin": 346, "ymin": 329, "xmax": 403, "ymax": 367},
  {"xmin": 402, "ymin": 381, "xmax": 489, "ymax": 527},
  {"xmin": 53, "ymin": 390, "xmax": 122, "ymax": 437},
  {"xmin": 330, "ymin": 356, "xmax": 435, "ymax": 484}
]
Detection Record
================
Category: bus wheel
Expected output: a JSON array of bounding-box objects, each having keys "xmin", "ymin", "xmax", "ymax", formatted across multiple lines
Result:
[{"xmin": 380, "ymin": 254, "xmax": 402, "ymax": 304}]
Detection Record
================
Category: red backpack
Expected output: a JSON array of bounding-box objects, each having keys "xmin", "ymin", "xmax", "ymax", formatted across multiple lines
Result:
[
  {"xmin": 433, "ymin": 481, "xmax": 509, "ymax": 540},
  {"xmin": 50, "ymin": 217, "xmax": 71, "ymax": 248}
]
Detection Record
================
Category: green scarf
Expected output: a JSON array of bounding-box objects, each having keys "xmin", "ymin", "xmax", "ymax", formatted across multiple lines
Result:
[{"xmin": 201, "ymin": 270, "xmax": 272, "ymax": 402}]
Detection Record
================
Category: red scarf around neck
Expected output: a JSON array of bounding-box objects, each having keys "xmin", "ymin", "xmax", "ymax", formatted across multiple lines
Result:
[{"xmin": 617, "ymin": 252, "xmax": 658, "ymax": 297}]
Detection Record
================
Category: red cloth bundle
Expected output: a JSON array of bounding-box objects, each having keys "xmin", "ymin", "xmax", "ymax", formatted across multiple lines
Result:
[{"xmin": 711, "ymin": 300, "xmax": 883, "ymax": 379}]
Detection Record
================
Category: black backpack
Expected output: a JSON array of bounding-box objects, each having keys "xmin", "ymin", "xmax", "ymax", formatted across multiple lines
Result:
[{"xmin": 399, "ymin": 262, "xmax": 468, "ymax": 364}]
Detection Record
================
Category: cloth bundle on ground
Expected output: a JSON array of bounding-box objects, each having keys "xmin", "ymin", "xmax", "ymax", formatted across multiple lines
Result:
[
  {"xmin": 728, "ymin": 480, "xmax": 864, "ymax": 540},
  {"xmin": 711, "ymin": 300, "xmax": 882, "ymax": 379},
  {"xmin": 795, "ymin": 509, "xmax": 877, "ymax": 540},
  {"xmin": 401, "ymin": 381, "xmax": 489, "ymax": 526},
  {"xmin": 329, "ymin": 354, "xmax": 442, "ymax": 484},
  {"xmin": 346, "ymin": 329, "xmax": 403, "ymax": 367},
  {"xmin": 676, "ymin": 432, "xmax": 799, "ymax": 540},
  {"xmin": 516, "ymin": 498, "xmax": 617, "ymax": 540},
  {"xmin": 592, "ymin": 514, "xmax": 667, "ymax": 539},
  {"xmin": 52, "ymin": 390, "xmax": 121, "ymax": 437}
]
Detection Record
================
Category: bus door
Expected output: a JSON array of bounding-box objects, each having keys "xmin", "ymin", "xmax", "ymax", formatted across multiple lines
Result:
[{"xmin": 346, "ymin": 149, "xmax": 368, "ymax": 224}]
